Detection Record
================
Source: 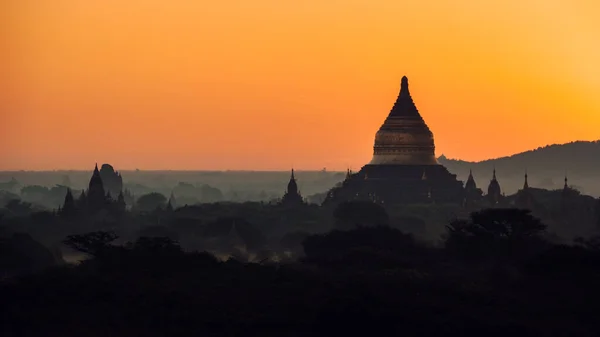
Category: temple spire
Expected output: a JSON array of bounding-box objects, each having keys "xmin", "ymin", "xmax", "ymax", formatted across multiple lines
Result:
[
  {"xmin": 523, "ymin": 170, "xmax": 529, "ymax": 189},
  {"xmin": 281, "ymin": 168, "xmax": 303, "ymax": 206},
  {"xmin": 400, "ymin": 76, "xmax": 410, "ymax": 97},
  {"xmin": 388, "ymin": 76, "xmax": 421, "ymax": 118},
  {"xmin": 467, "ymin": 169, "xmax": 474, "ymax": 181},
  {"xmin": 465, "ymin": 169, "xmax": 477, "ymax": 190}
]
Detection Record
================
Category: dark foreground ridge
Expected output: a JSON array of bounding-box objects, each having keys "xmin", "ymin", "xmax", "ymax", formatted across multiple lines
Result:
[{"xmin": 3, "ymin": 209, "xmax": 600, "ymax": 337}]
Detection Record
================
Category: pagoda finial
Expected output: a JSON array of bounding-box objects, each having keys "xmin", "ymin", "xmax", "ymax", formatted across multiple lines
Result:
[
  {"xmin": 564, "ymin": 172, "xmax": 568, "ymax": 189},
  {"xmin": 524, "ymin": 170, "xmax": 529, "ymax": 189},
  {"xmin": 291, "ymin": 168, "xmax": 295, "ymax": 180},
  {"xmin": 400, "ymin": 76, "xmax": 410, "ymax": 97},
  {"xmin": 385, "ymin": 75, "xmax": 421, "ymax": 119},
  {"xmin": 492, "ymin": 166, "xmax": 496, "ymax": 180}
]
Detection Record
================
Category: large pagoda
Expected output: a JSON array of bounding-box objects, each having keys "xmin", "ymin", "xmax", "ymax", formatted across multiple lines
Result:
[{"xmin": 323, "ymin": 76, "xmax": 465, "ymax": 206}]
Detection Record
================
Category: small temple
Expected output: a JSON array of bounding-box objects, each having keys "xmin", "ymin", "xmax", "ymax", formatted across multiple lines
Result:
[
  {"xmin": 486, "ymin": 168, "xmax": 502, "ymax": 206},
  {"xmin": 323, "ymin": 76, "xmax": 465, "ymax": 206},
  {"xmin": 60, "ymin": 163, "xmax": 127, "ymax": 217},
  {"xmin": 280, "ymin": 169, "xmax": 305, "ymax": 206}
]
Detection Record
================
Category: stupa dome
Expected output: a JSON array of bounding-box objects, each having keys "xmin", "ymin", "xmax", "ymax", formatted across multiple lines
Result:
[{"xmin": 369, "ymin": 76, "xmax": 437, "ymax": 165}]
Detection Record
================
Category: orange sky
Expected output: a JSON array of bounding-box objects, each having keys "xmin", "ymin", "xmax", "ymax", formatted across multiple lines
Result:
[{"xmin": 1, "ymin": 0, "xmax": 599, "ymax": 171}]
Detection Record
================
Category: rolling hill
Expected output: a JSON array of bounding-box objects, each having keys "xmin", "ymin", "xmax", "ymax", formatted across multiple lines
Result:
[{"xmin": 439, "ymin": 140, "xmax": 600, "ymax": 197}]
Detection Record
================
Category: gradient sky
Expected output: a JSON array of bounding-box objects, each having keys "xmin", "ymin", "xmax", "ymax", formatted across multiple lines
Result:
[{"xmin": 2, "ymin": 0, "xmax": 599, "ymax": 171}]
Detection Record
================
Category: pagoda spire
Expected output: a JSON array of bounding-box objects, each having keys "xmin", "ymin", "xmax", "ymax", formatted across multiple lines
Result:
[
  {"xmin": 487, "ymin": 167, "xmax": 501, "ymax": 205},
  {"xmin": 467, "ymin": 169, "xmax": 475, "ymax": 183},
  {"xmin": 388, "ymin": 76, "xmax": 422, "ymax": 118},
  {"xmin": 400, "ymin": 76, "xmax": 410, "ymax": 97},
  {"xmin": 465, "ymin": 169, "xmax": 477, "ymax": 190},
  {"xmin": 523, "ymin": 170, "xmax": 529, "ymax": 189}
]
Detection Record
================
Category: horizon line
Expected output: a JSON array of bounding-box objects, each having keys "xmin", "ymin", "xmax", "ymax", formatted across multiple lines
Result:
[{"xmin": 1, "ymin": 140, "xmax": 597, "ymax": 172}]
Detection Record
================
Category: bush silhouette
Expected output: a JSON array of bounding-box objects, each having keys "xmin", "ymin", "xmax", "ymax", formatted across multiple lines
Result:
[
  {"xmin": 445, "ymin": 208, "xmax": 547, "ymax": 261},
  {"xmin": 333, "ymin": 200, "xmax": 389, "ymax": 229},
  {"xmin": 63, "ymin": 231, "xmax": 118, "ymax": 256},
  {"xmin": 302, "ymin": 226, "xmax": 418, "ymax": 267}
]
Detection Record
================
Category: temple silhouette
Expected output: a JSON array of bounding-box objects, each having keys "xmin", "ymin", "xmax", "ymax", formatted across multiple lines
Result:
[
  {"xmin": 323, "ymin": 76, "xmax": 465, "ymax": 206},
  {"xmin": 279, "ymin": 169, "xmax": 305, "ymax": 206},
  {"xmin": 59, "ymin": 164, "xmax": 127, "ymax": 217},
  {"xmin": 318, "ymin": 76, "xmax": 586, "ymax": 210}
]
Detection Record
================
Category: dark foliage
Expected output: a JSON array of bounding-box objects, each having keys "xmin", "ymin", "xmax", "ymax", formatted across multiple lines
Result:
[
  {"xmin": 445, "ymin": 208, "xmax": 548, "ymax": 261},
  {"xmin": 333, "ymin": 200, "xmax": 389, "ymax": 229},
  {"xmin": 279, "ymin": 231, "xmax": 310, "ymax": 253},
  {"xmin": 203, "ymin": 217, "xmax": 267, "ymax": 250},
  {"xmin": 3, "ymin": 202, "xmax": 600, "ymax": 336},
  {"xmin": 136, "ymin": 192, "xmax": 168, "ymax": 212},
  {"xmin": 3, "ymin": 199, "xmax": 34, "ymax": 217},
  {"xmin": 574, "ymin": 235, "xmax": 600, "ymax": 252},
  {"xmin": 0, "ymin": 233, "xmax": 62, "ymax": 277},
  {"xmin": 3, "ymin": 229, "xmax": 600, "ymax": 336},
  {"xmin": 63, "ymin": 231, "xmax": 119, "ymax": 256},
  {"xmin": 302, "ymin": 226, "xmax": 422, "ymax": 269}
]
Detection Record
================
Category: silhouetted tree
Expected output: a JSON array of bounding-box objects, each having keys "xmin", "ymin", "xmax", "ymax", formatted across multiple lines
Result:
[
  {"xmin": 203, "ymin": 217, "xmax": 267, "ymax": 251},
  {"xmin": 200, "ymin": 184, "xmax": 224, "ymax": 202},
  {"xmin": 30, "ymin": 211, "xmax": 56, "ymax": 225},
  {"xmin": 126, "ymin": 236, "xmax": 183, "ymax": 256},
  {"xmin": 1, "ymin": 233, "xmax": 61, "ymax": 276},
  {"xmin": 279, "ymin": 231, "xmax": 310, "ymax": 254},
  {"xmin": 3, "ymin": 199, "xmax": 33, "ymax": 217},
  {"xmin": 135, "ymin": 192, "xmax": 167, "ymax": 212},
  {"xmin": 139, "ymin": 225, "xmax": 179, "ymax": 241},
  {"xmin": 0, "ymin": 191, "xmax": 20, "ymax": 207},
  {"xmin": 173, "ymin": 182, "xmax": 196, "ymax": 197},
  {"xmin": 63, "ymin": 231, "xmax": 118, "ymax": 256},
  {"xmin": 448, "ymin": 208, "xmax": 546, "ymax": 239},
  {"xmin": 575, "ymin": 235, "xmax": 600, "ymax": 252},
  {"xmin": 302, "ymin": 226, "xmax": 416, "ymax": 263},
  {"xmin": 333, "ymin": 200, "xmax": 389, "ymax": 229},
  {"xmin": 445, "ymin": 208, "xmax": 547, "ymax": 260},
  {"xmin": 20, "ymin": 185, "xmax": 49, "ymax": 198}
]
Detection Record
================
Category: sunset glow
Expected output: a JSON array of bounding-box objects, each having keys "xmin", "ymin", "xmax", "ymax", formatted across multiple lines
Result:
[{"xmin": 2, "ymin": 0, "xmax": 599, "ymax": 170}]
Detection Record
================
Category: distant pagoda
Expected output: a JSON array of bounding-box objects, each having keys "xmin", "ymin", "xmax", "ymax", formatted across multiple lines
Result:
[
  {"xmin": 323, "ymin": 76, "xmax": 465, "ymax": 206},
  {"xmin": 280, "ymin": 169, "xmax": 305, "ymax": 206}
]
